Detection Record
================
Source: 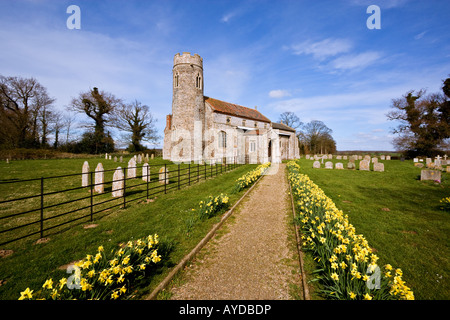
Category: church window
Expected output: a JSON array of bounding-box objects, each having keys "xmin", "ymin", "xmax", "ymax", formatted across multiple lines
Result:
[
  {"xmin": 195, "ymin": 73, "xmax": 202, "ymax": 89},
  {"xmin": 242, "ymin": 120, "xmax": 246, "ymax": 127},
  {"xmin": 174, "ymin": 73, "xmax": 179, "ymax": 88},
  {"xmin": 219, "ymin": 131, "xmax": 227, "ymax": 148},
  {"xmin": 254, "ymin": 122, "xmax": 258, "ymax": 128}
]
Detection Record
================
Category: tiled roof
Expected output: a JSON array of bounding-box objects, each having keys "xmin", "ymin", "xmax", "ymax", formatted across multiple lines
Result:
[
  {"xmin": 271, "ymin": 122, "xmax": 296, "ymax": 132},
  {"xmin": 204, "ymin": 96, "xmax": 271, "ymax": 123}
]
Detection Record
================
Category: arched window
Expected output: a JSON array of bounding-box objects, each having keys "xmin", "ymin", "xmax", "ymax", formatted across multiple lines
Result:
[
  {"xmin": 219, "ymin": 131, "xmax": 227, "ymax": 148},
  {"xmin": 195, "ymin": 73, "xmax": 202, "ymax": 89},
  {"xmin": 174, "ymin": 73, "xmax": 179, "ymax": 88}
]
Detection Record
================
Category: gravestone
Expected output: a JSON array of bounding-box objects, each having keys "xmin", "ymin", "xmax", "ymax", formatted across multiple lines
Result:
[
  {"xmin": 386, "ymin": 155, "xmax": 391, "ymax": 160},
  {"xmin": 137, "ymin": 154, "xmax": 142, "ymax": 164},
  {"xmin": 364, "ymin": 155, "xmax": 371, "ymax": 162},
  {"xmin": 414, "ymin": 163, "xmax": 424, "ymax": 168},
  {"xmin": 306, "ymin": 155, "xmax": 310, "ymax": 159},
  {"xmin": 105, "ymin": 153, "xmax": 108, "ymax": 160},
  {"xmin": 380, "ymin": 155, "xmax": 386, "ymax": 160},
  {"xmin": 347, "ymin": 162, "xmax": 356, "ymax": 170},
  {"xmin": 313, "ymin": 161, "xmax": 320, "ymax": 169},
  {"xmin": 359, "ymin": 160, "xmax": 370, "ymax": 171},
  {"xmin": 447, "ymin": 166, "xmax": 450, "ymax": 173},
  {"xmin": 151, "ymin": 154, "xmax": 154, "ymax": 159},
  {"xmin": 335, "ymin": 162, "xmax": 344, "ymax": 170},
  {"xmin": 420, "ymin": 169, "xmax": 441, "ymax": 181},
  {"xmin": 374, "ymin": 162, "xmax": 384, "ymax": 172},
  {"xmin": 82, "ymin": 161, "xmax": 89, "ymax": 187},
  {"xmin": 112, "ymin": 167, "xmax": 124, "ymax": 197},
  {"xmin": 119, "ymin": 156, "xmax": 123, "ymax": 162},
  {"xmin": 323, "ymin": 155, "xmax": 328, "ymax": 160},
  {"xmin": 325, "ymin": 161, "xmax": 333, "ymax": 169},
  {"xmin": 336, "ymin": 155, "xmax": 342, "ymax": 160},
  {"xmin": 159, "ymin": 167, "xmax": 169, "ymax": 184},
  {"xmin": 142, "ymin": 163, "xmax": 150, "ymax": 182},
  {"xmin": 109, "ymin": 155, "xmax": 112, "ymax": 160},
  {"xmin": 127, "ymin": 158, "xmax": 137, "ymax": 178},
  {"xmin": 358, "ymin": 155, "xmax": 363, "ymax": 160},
  {"xmin": 413, "ymin": 158, "xmax": 418, "ymax": 163},
  {"xmin": 114, "ymin": 156, "xmax": 117, "ymax": 162},
  {"xmin": 343, "ymin": 156, "xmax": 347, "ymax": 160},
  {"xmin": 328, "ymin": 154, "xmax": 332, "ymax": 159},
  {"xmin": 372, "ymin": 157, "xmax": 378, "ymax": 164},
  {"xmin": 94, "ymin": 163, "xmax": 104, "ymax": 193}
]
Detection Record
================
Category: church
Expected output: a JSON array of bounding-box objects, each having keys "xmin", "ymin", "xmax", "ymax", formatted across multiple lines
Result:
[{"xmin": 163, "ymin": 52, "xmax": 300, "ymax": 164}]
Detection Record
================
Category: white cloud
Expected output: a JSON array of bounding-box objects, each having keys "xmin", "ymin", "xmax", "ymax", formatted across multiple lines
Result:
[
  {"xmin": 291, "ymin": 38, "xmax": 353, "ymax": 60},
  {"xmin": 269, "ymin": 89, "xmax": 291, "ymax": 98},
  {"xmin": 330, "ymin": 51, "xmax": 382, "ymax": 70},
  {"xmin": 414, "ymin": 31, "xmax": 427, "ymax": 40}
]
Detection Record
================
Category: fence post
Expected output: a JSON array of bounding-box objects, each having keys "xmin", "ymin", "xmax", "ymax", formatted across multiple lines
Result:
[
  {"xmin": 164, "ymin": 164, "xmax": 167, "ymax": 194},
  {"xmin": 188, "ymin": 163, "xmax": 191, "ymax": 186},
  {"xmin": 123, "ymin": 167, "xmax": 126, "ymax": 209},
  {"xmin": 90, "ymin": 171, "xmax": 94, "ymax": 222},
  {"xmin": 146, "ymin": 165, "xmax": 149, "ymax": 200},
  {"xmin": 178, "ymin": 164, "xmax": 180, "ymax": 190},
  {"xmin": 40, "ymin": 177, "xmax": 44, "ymax": 239}
]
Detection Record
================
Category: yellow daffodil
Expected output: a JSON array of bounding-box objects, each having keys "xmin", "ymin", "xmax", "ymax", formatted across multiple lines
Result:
[
  {"xmin": 42, "ymin": 279, "xmax": 53, "ymax": 290},
  {"xmin": 19, "ymin": 288, "xmax": 33, "ymax": 300}
]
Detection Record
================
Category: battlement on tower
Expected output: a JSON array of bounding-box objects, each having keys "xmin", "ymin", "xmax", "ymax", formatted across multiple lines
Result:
[{"xmin": 174, "ymin": 52, "xmax": 203, "ymax": 68}]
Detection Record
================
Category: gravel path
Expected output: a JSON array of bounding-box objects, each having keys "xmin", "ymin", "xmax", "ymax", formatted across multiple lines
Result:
[{"xmin": 169, "ymin": 163, "xmax": 301, "ymax": 300}]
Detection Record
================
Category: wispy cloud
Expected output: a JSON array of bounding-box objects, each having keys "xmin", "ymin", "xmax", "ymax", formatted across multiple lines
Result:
[
  {"xmin": 330, "ymin": 51, "xmax": 382, "ymax": 70},
  {"xmin": 291, "ymin": 38, "xmax": 353, "ymax": 60},
  {"xmin": 414, "ymin": 31, "xmax": 427, "ymax": 40},
  {"xmin": 269, "ymin": 89, "xmax": 291, "ymax": 98}
]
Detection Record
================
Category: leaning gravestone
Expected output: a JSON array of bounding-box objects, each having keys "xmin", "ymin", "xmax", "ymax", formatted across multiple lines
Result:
[
  {"xmin": 313, "ymin": 161, "xmax": 320, "ymax": 169},
  {"xmin": 420, "ymin": 169, "xmax": 441, "ymax": 181},
  {"xmin": 142, "ymin": 163, "xmax": 150, "ymax": 182},
  {"xmin": 359, "ymin": 160, "xmax": 370, "ymax": 171},
  {"xmin": 347, "ymin": 162, "xmax": 356, "ymax": 170},
  {"xmin": 94, "ymin": 163, "xmax": 104, "ymax": 193},
  {"xmin": 112, "ymin": 167, "xmax": 124, "ymax": 197},
  {"xmin": 374, "ymin": 163, "xmax": 384, "ymax": 172},
  {"xmin": 159, "ymin": 167, "xmax": 169, "ymax": 184},
  {"xmin": 127, "ymin": 158, "xmax": 137, "ymax": 178},
  {"xmin": 325, "ymin": 161, "xmax": 333, "ymax": 169},
  {"xmin": 82, "ymin": 161, "xmax": 89, "ymax": 187},
  {"xmin": 335, "ymin": 162, "xmax": 344, "ymax": 170}
]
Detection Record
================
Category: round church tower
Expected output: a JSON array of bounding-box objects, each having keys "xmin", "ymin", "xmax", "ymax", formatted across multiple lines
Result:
[{"xmin": 170, "ymin": 52, "xmax": 205, "ymax": 162}]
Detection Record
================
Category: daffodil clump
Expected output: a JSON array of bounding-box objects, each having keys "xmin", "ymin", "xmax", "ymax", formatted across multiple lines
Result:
[
  {"xmin": 233, "ymin": 162, "xmax": 271, "ymax": 193},
  {"xmin": 19, "ymin": 234, "xmax": 162, "ymax": 300},
  {"xmin": 287, "ymin": 161, "xmax": 414, "ymax": 300},
  {"xmin": 439, "ymin": 196, "xmax": 450, "ymax": 211},
  {"xmin": 197, "ymin": 193, "xmax": 230, "ymax": 220}
]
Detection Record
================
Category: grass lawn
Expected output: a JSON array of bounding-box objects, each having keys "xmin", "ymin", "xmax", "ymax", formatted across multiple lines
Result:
[
  {"xmin": 0, "ymin": 156, "xmax": 257, "ymax": 300},
  {"xmin": 295, "ymin": 157, "xmax": 450, "ymax": 300}
]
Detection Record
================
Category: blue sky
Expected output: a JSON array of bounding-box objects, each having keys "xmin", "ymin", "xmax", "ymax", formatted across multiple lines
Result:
[{"xmin": 1, "ymin": 0, "xmax": 449, "ymax": 151}]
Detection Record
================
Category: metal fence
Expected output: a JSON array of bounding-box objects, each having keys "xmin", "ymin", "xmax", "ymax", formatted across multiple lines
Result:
[{"xmin": 0, "ymin": 157, "xmax": 242, "ymax": 247}]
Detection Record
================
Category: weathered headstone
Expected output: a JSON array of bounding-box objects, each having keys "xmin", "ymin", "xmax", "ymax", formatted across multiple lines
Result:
[
  {"xmin": 372, "ymin": 157, "xmax": 378, "ymax": 164},
  {"xmin": 137, "ymin": 154, "xmax": 142, "ymax": 164},
  {"xmin": 413, "ymin": 158, "xmax": 418, "ymax": 163},
  {"xmin": 109, "ymin": 155, "xmax": 112, "ymax": 160},
  {"xmin": 112, "ymin": 167, "xmax": 124, "ymax": 197},
  {"xmin": 347, "ymin": 162, "xmax": 356, "ymax": 170},
  {"xmin": 359, "ymin": 160, "xmax": 370, "ymax": 171},
  {"xmin": 343, "ymin": 156, "xmax": 347, "ymax": 160},
  {"xmin": 127, "ymin": 158, "xmax": 137, "ymax": 178},
  {"xmin": 325, "ymin": 161, "xmax": 333, "ymax": 169},
  {"xmin": 335, "ymin": 162, "xmax": 344, "ymax": 170},
  {"xmin": 94, "ymin": 163, "xmax": 104, "ymax": 193},
  {"xmin": 374, "ymin": 162, "xmax": 384, "ymax": 172},
  {"xmin": 306, "ymin": 155, "xmax": 310, "ymax": 159},
  {"xmin": 380, "ymin": 155, "xmax": 386, "ymax": 160},
  {"xmin": 420, "ymin": 169, "xmax": 441, "ymax": 181},
  {"xmin": 142, "ymin": 163, "xmax": 150, "ymax": 182},
  {"xmin": 323, "ymin": 155, "xmax": 328, "ymax": 160},
  {"xmin": 151, "ymin": 154, "xmax": 154, "ymax": 159},
  {"xmin": 364, "ymin": 155, "xmax": 371, "ymax": 162},
  {"xmin": 105, "ymin": 153, "xmax": 108, "ymax": 160},
  {"xmin": 114, "ymin": 156, "xmax": 117, "ymax": 162},
  {"xmin": 82, "ymin": 161, "xmax": 89, "ymax": 187},
  {"xmin": 446, "ymin": 166, "xmax": 450, "ymax": 173},
  {"xmin": 336, "ymin": 155, "xmax": 342, "ymax": 160},
  {"xmin": 313, "ymin": 161, "xmax": 320, "ymax": 169},
  {"xmin": 119, "ymin": 156, "xmax": 123, "ymax": 162},
  {"xmin": 386, "ymin": 155, "xmax": 391, "ymax": 160},
  {"xmin": 159, "ymin": 167, "xmax": 169, "ymax": 184}
]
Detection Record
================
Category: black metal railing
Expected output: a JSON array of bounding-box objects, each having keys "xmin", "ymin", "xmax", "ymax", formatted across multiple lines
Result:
[{"xmin": 0, "ymin": 157, "xmax": 242, "ymax": 247}]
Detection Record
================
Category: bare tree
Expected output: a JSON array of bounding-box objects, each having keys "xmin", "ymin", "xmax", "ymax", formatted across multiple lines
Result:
[
  {"xmin": 0, "ymin": 75, "xmax": 54, "ymax": 148},
  {"xmin": 300, "ymin": 120, "xmax": 335, "ymax": 154},
  {"xmin": 112, "ymin": 100, "xmax": 159, "ymax": 151},
  {"xmin": 70, "ymin": 87, "xmax": 121, "ymax": 153},
  {"xmin": 278, "ymin": 111, "xmax": 302, "ymax": 130}
]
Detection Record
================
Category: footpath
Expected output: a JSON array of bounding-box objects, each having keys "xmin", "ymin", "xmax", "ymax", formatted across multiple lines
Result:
[{"xmin": 169, "ymin": 163, "xmax": 302, "ymax": 300}]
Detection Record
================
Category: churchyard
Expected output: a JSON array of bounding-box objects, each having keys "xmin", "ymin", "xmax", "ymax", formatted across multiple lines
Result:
[
  {"xmin": 0, "ymin": 154, "xmax": 449, "ymax": 300},
  {"xmin": 0, "ymin": 155, "xmax": 255, "ymax": 299},
  {"xmin": 296, "ymin": 156, "xmax": 449, "ymax": 300}
]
